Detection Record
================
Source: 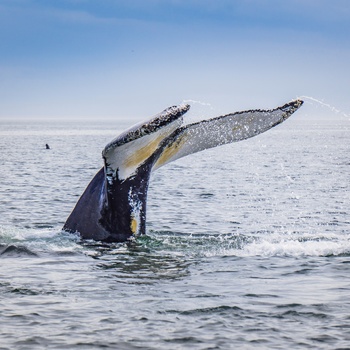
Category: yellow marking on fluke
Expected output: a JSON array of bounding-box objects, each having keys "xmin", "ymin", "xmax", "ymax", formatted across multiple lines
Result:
[
  {"xmin": 124, "ymin": 135, "xmax": 163, "ymax": 169},
  {"xmin": 232, "ymin": 125, "xmax": 242, "ymax": 132},
  {"xmin": 130, "ymin": 216, "xmax": 138, "ymax": 235},
  {"xmin": 155, "ymin": 134, "xmax": 188, "ymax": 168}
]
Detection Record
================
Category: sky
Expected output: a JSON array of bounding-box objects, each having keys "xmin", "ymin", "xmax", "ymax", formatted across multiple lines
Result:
[{"xmin": 0, "ymin": 0, "xmax": 349, "ymax": 119}]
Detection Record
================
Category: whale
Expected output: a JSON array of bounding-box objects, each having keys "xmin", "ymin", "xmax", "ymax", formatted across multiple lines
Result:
[{"xmin": 63, "ymin": 99, "xmax": 303, "ymax": 242}]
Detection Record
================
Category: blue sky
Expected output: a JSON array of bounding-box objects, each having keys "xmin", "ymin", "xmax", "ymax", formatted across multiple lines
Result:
[{"xmin": 0, "ymin": 0, "xmax": 349, "ymax": 119}]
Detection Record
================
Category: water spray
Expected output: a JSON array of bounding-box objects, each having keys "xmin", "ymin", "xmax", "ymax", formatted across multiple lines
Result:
[{"xmin": 297, "ymin": 95, "xmax": 350, "ymax": 121}]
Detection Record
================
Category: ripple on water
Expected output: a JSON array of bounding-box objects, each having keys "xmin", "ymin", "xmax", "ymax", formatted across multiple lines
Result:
[{"xmin": 0, "ymin": 244, "xmax": 38, "ymax": 257}]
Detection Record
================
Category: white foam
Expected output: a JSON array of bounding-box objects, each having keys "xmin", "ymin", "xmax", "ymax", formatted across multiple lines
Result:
[
  {"xmin": 237, "ymin": 238, "xmax": 350, "ymax": 257},
  {"xmin": 0, "ymin": 225, "xmax": 81, "ymax": 254}
]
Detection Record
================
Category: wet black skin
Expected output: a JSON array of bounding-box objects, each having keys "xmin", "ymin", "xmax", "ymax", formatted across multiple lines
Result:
[
  {"xmin": 63, "ymin": 164, "xmax": 152, "ymax": 243},
  {"xmin": 63, "ymin": 130, "xmax": 173, "ymax": 242}
]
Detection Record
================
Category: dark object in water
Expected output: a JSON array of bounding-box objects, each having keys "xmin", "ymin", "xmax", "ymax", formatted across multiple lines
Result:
[{"xmin": 46, "ymin": 144, "xmax": 50, "ymax": 150}]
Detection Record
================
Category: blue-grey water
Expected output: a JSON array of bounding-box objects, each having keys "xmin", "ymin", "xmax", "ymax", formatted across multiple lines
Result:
[{"xmin": 0, "ymin": 110, "xmax": 349, "ymax": 349}]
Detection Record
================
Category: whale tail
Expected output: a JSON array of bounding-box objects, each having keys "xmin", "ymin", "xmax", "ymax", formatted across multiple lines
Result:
[
  {"xmin": 63, "ymin": 100, "xmax": 303, "ymax": 242},
  {"xmin": 152, "ymin": 100, "xmax": 303, "ymax": 170}
]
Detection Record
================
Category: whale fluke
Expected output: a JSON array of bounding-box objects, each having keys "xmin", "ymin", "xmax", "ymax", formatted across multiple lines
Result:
[{"xmin": 63, "ymin": 100, "xmax": 303, "ymax": 242}]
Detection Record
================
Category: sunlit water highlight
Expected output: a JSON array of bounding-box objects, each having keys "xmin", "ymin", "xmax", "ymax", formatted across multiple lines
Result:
[{"xmin": 0, "ymin": 109, "xmax": 349, "ymax": 349}]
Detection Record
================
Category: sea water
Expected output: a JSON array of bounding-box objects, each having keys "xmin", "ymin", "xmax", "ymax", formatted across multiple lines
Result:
[{"xmin": 0, "ymin": 108, "xmax": 349, "ymax": 349}]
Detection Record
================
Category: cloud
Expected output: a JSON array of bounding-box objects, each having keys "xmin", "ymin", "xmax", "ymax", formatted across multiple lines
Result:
[
  {"xmin": 45, "ymin": 8, "xmax": 115, "ymax": 25},
  {"xmin": 1, "ymin": 0, "xmax": 349, "ymax": 118}
]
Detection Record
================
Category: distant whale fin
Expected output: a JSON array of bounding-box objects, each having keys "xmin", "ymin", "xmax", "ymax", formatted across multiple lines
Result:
[{"xmin": 153, "ymin": 99, "xmax": 303, "ymax": 170}]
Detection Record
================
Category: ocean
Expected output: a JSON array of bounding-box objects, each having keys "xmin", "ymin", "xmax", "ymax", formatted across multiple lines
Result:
[{"xmin": 0, "ymin": 107, "xmax": 349, "ymax": 349}]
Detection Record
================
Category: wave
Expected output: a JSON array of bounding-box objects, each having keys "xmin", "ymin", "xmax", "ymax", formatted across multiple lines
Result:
[
  {"xmin": 143, "ymin": 230, "xmax": 350, "ymax": 258},
  {"xmin": 0, "ymin": 225, "xmax": 82, "ymax": 257},
  {"xmin": 1, "ymin": 225, "xmax": 349, "ymax": 259}
]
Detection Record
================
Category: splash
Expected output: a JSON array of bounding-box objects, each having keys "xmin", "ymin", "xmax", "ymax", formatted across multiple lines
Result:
[
  {"xmin": 0, "ymin": 225, "xmax": 82, "ymax": 256},
  {"xmin": 298, "ymin": 95, "xmax": 350, "ymax": 121},
  {"xmin": 233, "ymin": 234, "xmax": 350, "ymax": 258},
  {"xmin": 181, "ymin": 99, "xmax": 216, "ymax": 125},
  {"xmin": 143, "ymin": 231, "xmax": 350, "ymax": 258},
  {"xmin": 182, "ymin": 99, "xmax": 214, "ymax": 108}
]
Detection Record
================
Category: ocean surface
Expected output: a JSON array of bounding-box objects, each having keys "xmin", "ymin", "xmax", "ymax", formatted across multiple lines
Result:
[{"xmin": 0, "ymin": 106, "xmax": 349, "ymax": 349}]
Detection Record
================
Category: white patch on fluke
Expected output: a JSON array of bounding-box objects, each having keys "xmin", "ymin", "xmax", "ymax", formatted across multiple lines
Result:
[{"xmin": 104, "ymin": 117, "xmax": 182, "ymax": 181}]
